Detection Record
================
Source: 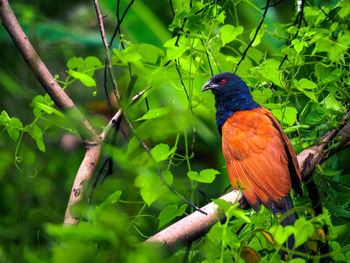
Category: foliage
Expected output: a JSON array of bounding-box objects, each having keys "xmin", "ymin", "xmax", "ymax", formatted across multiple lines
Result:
[{"xmin": 0, "ymin": 0, "xmax": 350, "ymax": 262}]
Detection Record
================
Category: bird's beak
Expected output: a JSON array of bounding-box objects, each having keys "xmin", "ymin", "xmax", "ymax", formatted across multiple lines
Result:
[{"xmin": 202, "ymin": 80, "xmax": 213, "ymax": 92}]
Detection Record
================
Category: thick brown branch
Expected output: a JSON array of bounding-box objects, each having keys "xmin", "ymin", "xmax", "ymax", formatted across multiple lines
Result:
[
  {"xmin": 64, "ymin": 87, "xmax": 149, "ymax": 224},
  {"xmin": 147, "ymin": 191, "xmax": 241, "ymax": 248},
  {"xmin": 298, "ymin": 111, "xmax": 350, "ymax": 180},
  {"xmin": 146, "ymin": 114, "xmax": 350, "ymax": 250},
  {"xmin": 64, "ymin": 142, "xmax": 102, "ymax": 224}
]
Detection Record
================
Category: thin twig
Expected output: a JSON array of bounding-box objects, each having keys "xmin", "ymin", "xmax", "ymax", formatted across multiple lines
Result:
[
  {"xmin": 122, "ymin": 112, "xmax": 207, "ymax": 215},
  {"xmin": 169, "ymin": 0, "xmax": 175, "ymax": 17},
  {"xmin": 263, "ymin": 0, "xmax": 285, "ymax": 9},
  {"xmin": 201, "ymin": 39, "xmax": 214, "ymax": 75},
  {"xmin": 100, "ymin": 87, "xmax": 150, "ymax": 141},
  {"xmin": 234, "ymin": 0, "xmax": 271, "ymax": 73},
  {"xmin": 88, "ymin": 157, "xmax": 113, "ymax": 204},
  {"xmin": 175, "ymin": 59, "xmax": 190, "ymax": 101},
  {"xmin": 109, "ymin": 0, "xmax": 135, "ymax": 47},
  {"xmin": 279, "ymin": 0, "xmax": 305, "ymax": 69},
  {"xmin": 94, "ymin": 0, "xmax": 120, "ymax": 100}
]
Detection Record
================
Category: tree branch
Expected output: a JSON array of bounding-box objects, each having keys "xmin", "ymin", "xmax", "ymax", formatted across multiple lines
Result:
[
  {"xmin": 234, "ymin": 0, "xmax": 270, "ymax": 73},
  {"xmin": 279, "ymin": 0, "xmax": 305, "ymax": 69},
  {"xmin": 100, "ymin": 87, "xmax": 150, "ymax": 141},
  {"xmin": 146, "ymin": 112, "xmax": 350, "ymax": 250},
  {"xmin": 94, "ymin": 0, "xmax": 120, "ymax": 100},
  {"xmin": 64, "ymin": 142, "xmax": 102, "ymax": 224},
  {"xmin": 0, "ymin": 0, "xmax": 105, "ymax": 225},
  {"xmin": 147, "ymin": 190, "xmax": 241, "ymax": 248},
  {"xmin": 64, "ymin": 86, "xmax": 150, "ymax": 224},
  {"xmin": 0, "ymin": 0, "xmax": 147, "ymax": 225}
]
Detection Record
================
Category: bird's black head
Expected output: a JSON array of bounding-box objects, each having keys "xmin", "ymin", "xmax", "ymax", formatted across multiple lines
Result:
[
  {"xmin": 202, "ymin": 72, "xmax": 248, "ymax": 96},
  {"xmin": 202, "ymin": 72, "xmax": 260, "ymax": 132}
]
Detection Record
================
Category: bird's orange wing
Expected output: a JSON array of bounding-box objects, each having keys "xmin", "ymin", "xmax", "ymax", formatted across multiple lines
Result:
[{"xmin": 222, "ymin": 107, "xmax": 301, "ymax": 211}]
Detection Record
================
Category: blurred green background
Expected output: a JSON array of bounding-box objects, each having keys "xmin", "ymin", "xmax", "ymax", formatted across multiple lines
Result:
[{"xmin": 1, "ymin": 0, "xmax": 350, "ymax": 262}]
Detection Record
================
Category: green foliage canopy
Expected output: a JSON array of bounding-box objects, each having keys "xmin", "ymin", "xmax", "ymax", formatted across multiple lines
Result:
[{"xmin": 0, "ymin": 0, "xmax": 349, "ymax": 262}]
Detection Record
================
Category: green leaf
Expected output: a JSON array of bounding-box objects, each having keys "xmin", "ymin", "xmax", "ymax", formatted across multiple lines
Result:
[
  {"xmin": 7, "ymin": 117, "xmax": 23, "ymax": 142},
  {"xmin": 289, "ymin": 258, "xmax": 306, "ymax": 263},
  {"xmin": 97, "ymin": 190, "xmax": 122, "ymax": 211},
  {"xmin": 67, "ymin": 56, "xmax": 84, "ymax": 71},
  {"xmin": 283, "ymin": 107, "xmax": 298, "ymax": 126},
  {"xmin": 292, "ymin": 39, "xmax": 308, "ymax": 53},
  {"xmin": 136, "ymin": 107, "xmax": 169, "ymax": 121},
  {"xmin": 158, "ymin": 204, "xmax": 187, "ymax": 228},
  {"xmin": 126, "ymin": 136, "xmax": 140, "ymax": 155},
  {"xmin": 252, "ymin": 89, "xmax": 273, "ymax": 104},
  {"xmin": 229, "ymin": 208, "xmax": 251, "ymax": 223},
  {"xmin": 164, "ymin": 37, "xmax": 190, "ymax": 60},
  {"xmin": 114, "ymin": 45, "xmax": 143, "ymax": 68},
  {"xmin": 151, "ymin": 143, "xmax": 174, "ymax": 163},
  {"xmin": 297, "ymin": 78, "xmax": 317, "ymax": 90},
  {"xmin": 270, "ymin": 224, "xmax": 294, "ymax": 245},
  {"xmin": 35, "ymin": 102, "xmax": 65, "ymax": 118},
  {"xmin": 246, "ymin": 47, "xmax": 264, "ymax": 64},
  {"xmin": 27, "ymin": 124, "xmax": 45, "ymax": 152},
  {"xmin": 212, "ymin": 199, "xmax": 232, "ymax": 213},
  {"xmin": 330, "ymin": 241, "xmax": 345, "ymax": 261},
  {"xmin": 271, "ymin": 107, "xmax": 298, "ymax": 126},
  {"xmin": 322, "ymin": 168, "xmax": 343, "ymax": 177},
  {"xmin": 219, "ymin": 25, "xmax": 243, "ymax": 45},
  {"xmin": 321, "ymin": 93, "xmax": 344, "ymax": 114},
  {"xmin": 84, "ymin": 56, "xmax": 102, "ymax": 69},
  {"xmin": 187, "ymin": 169, "xmax": 219, "ymax": 183},
  {"xmin": 315, "ymin": 64, "xmax": 342, "ymax": 84},
  {"xmin": 68, "ymin": 69, "xmax": 96, "ymax": 87},
  {"xmin": 0, "ymin": 110, "xmax": 10, "ymax": 125},
  {"xmin": 209, "ymin": 37, "xmax": 223, "ymax": 53},
  {"xmin": 294, "ymin": 79, "xmax": 318, "ymax": 102},
  {"xmin": 249, "ymin": 24, "xmax": 266, "ymax": 47},
  {"xmin": 137, "ymin": 43, "xmax": 164, "ymax": 64},
  {"xmin": 30, "ymin": 95, "xmax": 54, "ymax": 117},
  {"xmin": 299, "ymin": 102, "xmax": 326, "ymax": 126},
  {"xmin": 260, "ymin": 59, "xmax": 282, "ymax": 87},
  {"xmin": 135, "ymin": 170, "xmax": 165, "ymax": 206},
  {"xmin": 162, "ymin": 170, "xmax": 173, "ymax": 185},
  {"xmin": 293, "ymin": 217, "xmax": 314, "ymax": 247},
  {"xmin": 67, "ymin": 56, "xmax": 102, "ymax": 77}
]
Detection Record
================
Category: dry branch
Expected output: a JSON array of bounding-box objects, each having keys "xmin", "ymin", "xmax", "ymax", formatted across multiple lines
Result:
[
  {"xmin": 146, "ymin": 115, "xmax": 350, "ymax": 250},
  {"xmin": 0, "ymin": 0, "xmax": 148, "ymax": 225},
  {"xmin": 64, "ymin": 142, "xmax": 102, "ymax": 224},
  {"xmin": 64, "ymin": 88, "xmax": 150, "ymax": 224}
]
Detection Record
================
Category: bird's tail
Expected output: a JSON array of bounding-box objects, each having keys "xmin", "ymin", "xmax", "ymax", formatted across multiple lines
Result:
[{"xmin": 272, "ymin": 194, "xmax": 306, "ymax": 260}]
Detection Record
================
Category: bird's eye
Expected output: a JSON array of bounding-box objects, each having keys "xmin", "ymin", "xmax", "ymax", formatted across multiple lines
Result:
[{"xmin": 220, "ymin": 79, "xmax": 226, "ymax": 84}]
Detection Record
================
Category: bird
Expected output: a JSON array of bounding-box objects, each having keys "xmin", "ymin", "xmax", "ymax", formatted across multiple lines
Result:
[{"xmin": 202, "ymin": 72, "xmax": 305, "ymax": 259}]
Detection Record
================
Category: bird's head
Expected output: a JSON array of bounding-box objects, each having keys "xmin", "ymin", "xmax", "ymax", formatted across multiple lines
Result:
[
  {"xmin": 202, "ymin": 72, "xmax": 260, "ymax": 131},
  {"xmin": 202, "ymin": 72, "xmax": 249, "ymax": 97}
]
